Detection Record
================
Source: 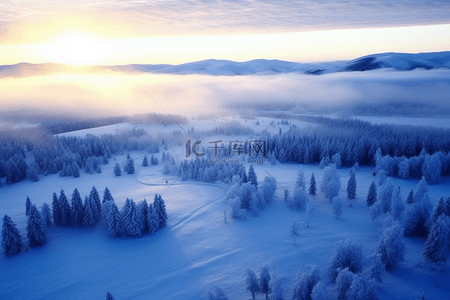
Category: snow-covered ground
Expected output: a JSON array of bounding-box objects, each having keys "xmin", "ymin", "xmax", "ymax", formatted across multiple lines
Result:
[{"xmin": 1, "ymin": 120, "xmax": 450, "ymax": 300}]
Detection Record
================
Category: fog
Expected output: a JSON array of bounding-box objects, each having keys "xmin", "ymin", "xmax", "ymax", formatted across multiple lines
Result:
[{"xmin": 1, "ymin": 69, "xmax": 450, "ymax": 124}]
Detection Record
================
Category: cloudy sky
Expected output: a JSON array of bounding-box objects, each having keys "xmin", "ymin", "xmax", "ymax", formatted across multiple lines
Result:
[{"xmin": 0, "ymin": 1, "xmax": 449, "ymax": 64}]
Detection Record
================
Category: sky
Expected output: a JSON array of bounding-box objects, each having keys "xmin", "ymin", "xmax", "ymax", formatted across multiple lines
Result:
[{"xmin": 0, "ymin": 0, "xmax": 450, "ymax": 65}]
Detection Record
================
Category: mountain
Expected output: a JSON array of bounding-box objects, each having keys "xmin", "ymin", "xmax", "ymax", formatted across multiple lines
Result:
[{"xmin": 1, "ymin": 51, "xmax": 450, "ymax": 78}]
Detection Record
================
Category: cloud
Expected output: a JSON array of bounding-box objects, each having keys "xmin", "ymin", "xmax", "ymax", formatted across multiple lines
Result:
[
  {"xmin": 1, "ymin": 1, "xmax": 450, "ymax": 43},
  {"xmin": 1, "ymin": 69, "xmax": 450, "ymax": 123}
]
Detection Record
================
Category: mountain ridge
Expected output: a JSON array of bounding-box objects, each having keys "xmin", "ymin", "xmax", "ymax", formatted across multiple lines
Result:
[{"xmin": 1, "ymin": 51, "xmax": 450, "ymax": 78}]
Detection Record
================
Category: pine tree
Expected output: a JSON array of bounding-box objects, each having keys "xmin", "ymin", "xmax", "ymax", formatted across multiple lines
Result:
[
  {"xmin": 103, "ymin": 187, "xmax": 114, "ymax": 203},
  {"xmin": 320, "ymin": 164, "xmax": 340, "ymax": 202},
  {"xmin": 347, "ymin": 167, "xmax": 356, "ymax": 200},
  {"xmin": 376, "ymin": 221, "xmax": 406, "ymax": 269},
  {"xmin": 423, "ymin": 215, "xmax": 450, "ymax": 263},
  {"xmin": 125, "ymin": 200, "xmax": 142, "ymax": 237},
  {"xmin": 71, "ymin": 188, "xmax": 84, "ymax": 226},
  {"xmin": 414, "ymin": 177, "xmax": 428, "ymax": 203},
  {"xmin": 142, "ymin": 154, "xmax": 148, "ymax": 167},
  {"xmin": 114, "ymin": 163, "xmax": 121, "ymax": 176},
  {"xmin": 72, "ymin": 163, "xmax": 80, "ymax": 178},
  {"xmin": 59, "ymin": 190, "xmax": 72, "ymax": 227},
  {"xmin": 2, "ymin": 215, "xmax": 23, "ymax": 256},
  {"xmin": 25, "ymin": 196, "xmax": 32, "ymax": 216},
  {"xmin": 295, "ymin": 170, "xmax": 306, "ymax": 190},
  {"xmin": 52, "ymin": 192, "xmax": 61, "ymax": 226},
  {"xmin": 245, "ymin": 268, "xmax": 260, "ymax": 299},
  {"xmin": 289, "ymin": 187, "xmax": 309, "ymax": 211},
  {"xmin": 153, "ymin": 194, "xmax": 168, "ymax": 229},
  {"xmin": 83, "ymin": 196, "xmax": 96, "ymax": 227},
  {"xmin": 138, "ymin": 199, "xmax": 149, "ymax": 233},
  {"xmin": 432, "ymin": 197, "xmax": 446, "ymax": 224},
  {"xmin": 106, "ymin": 291, "xmax": 115, "ymax": 300},
  {"xmin": 335, "ymin": 268, "xmax": 353, "ymax": 300},
  {"xmin": 259, "ymin": 264, "xmax": 271, "ymax": 299},
  {"xmin": 347, "ymin": 273, "xmax": 365, "ymax": 300},
  {"xmin": 292, "ymin": 264, "xmax": 320, "ymax": 300},
  {"xmin": 90, "ymin": 186, "xmax": 102, "ymax": 223},
  {"xmin": 147, "ymin": 203, "xmax": 159, "ymax": 234},
  {"xmin": 310, "ymin": 281, "xmax": 327, "ymax": 300},
  {"xmin": 107, "ymin": 202, "xmax": 122, "ymax": 237},
  {"xmin": 406, "ymin": 189, "xmax": 415, "ymax": 204},
  {"xmin": 328, "ymin": 239, "xmax": 363, "ymax": 281},
  {"xmin": 124, "ymin": 155, "xmax": 135, "ymax": 174},
  {"xmin": 369, "ymin": 253, "xmax": 384, "ymax": 283},
  {"xmin": 248, "ymin": 164, "xmax": 258, "ymax": 189},
  {"xmin": 27, "ymin": 205, "xmax": 47, "ymax": 247},
  {"xmin": 390, "ymin": 186, "xmax": 405, "ymax": 222},
  {"xmin": 309, "ymin": 173, "xmax": 316, "ymax": 196},
  {"xmin": 378, "ymin": 179, "xmax": 394, "ymax": 213},
  {"xmin": 366, "ymin": 181, "xmax": 377, "ymax": 207},
  {"xmin": 41, "ymin": 202, "xmax": 52, "ymax": 227}
]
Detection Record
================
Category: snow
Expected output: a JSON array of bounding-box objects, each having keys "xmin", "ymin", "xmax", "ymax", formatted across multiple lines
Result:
[{"xmin": 2, "ymin": 123, "xmax": 450, "ymax": 300}]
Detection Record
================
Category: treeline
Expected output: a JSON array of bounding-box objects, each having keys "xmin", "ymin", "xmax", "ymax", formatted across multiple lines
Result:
[
  {"xmin": 1, "ymin": 187, "xmax": 168, "ymax": 256},
  {"xmin": 269, "ymin": 116, "xmax": 450, "ymax": 167},
  {"xmin": 0, "ymin": 129, "xmax": 162, "ymax": 184}
]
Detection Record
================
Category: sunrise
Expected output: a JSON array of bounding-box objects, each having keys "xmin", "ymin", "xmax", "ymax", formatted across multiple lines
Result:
[{"xmin": 1, "ymin": 1, "xmax": 450, "ymax": 300}]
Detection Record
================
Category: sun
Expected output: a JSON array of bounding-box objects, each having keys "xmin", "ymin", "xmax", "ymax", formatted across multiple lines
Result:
[{"xmin": 42, "ymin": 31, "xmax": 111, "ymax": 65}]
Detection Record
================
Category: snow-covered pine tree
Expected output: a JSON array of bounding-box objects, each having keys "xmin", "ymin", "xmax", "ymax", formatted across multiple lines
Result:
[
  {"xmin": 245, "ymin": 268, "xmax": 260, "ymax": 299},
  {"xmin": 414, "ymin": 177, "xmax": 428, "ymax": 203},
  {"xmin": 103, "ymin": 187, "xmax": 114, "ymax": 203},
  {"xmin": 432, "ymin": 197, "xmax": 446, "ymax": 224},
  {"xmin": 52, "ymin": 192, "xmax": 61, "ymax": 226},
  {"xmin": 376, "ymin": 169, "xmax": 387, "ymax": 186},
  {"xmin": 310, "ymin": 281, "xmax": 327, "ymax": 300},
  {"xmin": 404, "ymin": 187, "xmax": 433, "ymax": 237},
  {"xmin": 423, "ymin": 215, "xmax": 450, "ymax": 263},
  {"xmin": 347, "ymin": 167, "xmax": 356, "ymax": 200},
  {"xmin": 107, "ymin": 201, "xmax": 122, "ymax": 237},
  {"xmin": 378, "ymin": 179, "xmax": 394, "ymax": 213},
  {"xmin": 289, "ymin": 186, "xmax": 309, "ymax": 211},
  {"xmin": 124, "ymin": 154, "xmax": 135, "ymax": 174},
  {"xmin": 248, "ymin": 164, "xmax": 258, "ymax": 189},
  {"xmin": 41, "ymin": 202, "xmax": 52, "ymax": 227},
  {"xmin": 142, "ymin": 154, "xmax": 148, "ymax": 167},
  {"xmin": 106, "ymin": 291, "xmax": 115, "ymax": 300},
  {"xmin": 153, "ymin": 194, "xmax": 168, "ymax": 229},
  {"xmin": 376, "ymin": 221, "xmax": 406, "ymax": 269},
  {"xmin": 422, "ymin": 153, "xmax": 442, "ymax": 184},
  {"xmin": 147, "ymin": 203, "xmax": 159, "ymax": 234},
  {"xmin": 335, "ymin": 268, "xmax": 353, "ymax": 300},
  {"xmin": 366, "ymin": 182, "xmax": 377, "ymax": 207},
  {"xmin": 369, "ymin": 253, "xmax": 384, "ymax": 283},
  {"xmin": 295, "ymin": 170, "xmax": 306, "ymax": 190},
  {"xmin": 113, "ymin": 163, "xmax": 121, "ymax": 176},
  {"xmin": 71, "ymin": 188, "xmax": 84, "ymax": 226},
  {"xmin": 259, "ymin": 264, "xmax": 271, "ymax": 299},
  {"xmin": 347, "ymin": 273, "xmax": 365, "ymax": 300},
  {"xmin": 309, "ymin": 173, "xmax": 316, "ymax": 196},
  {"xmin": 261, "ymin": 176, "xmax": 277, "ymax": 204},
  {"xmin": 2, "ymin": 215, "xmax": 23, "ymax": 256},
  {"xmin": 204, "ymin": 286, "xmax": 229, "ymax": 300},
  {"xmin": 72, "ymin": 163, "xmax": 80, "ymax": 178},
  {"xmin": 390, "ymin": 186, "xmax": 405, "ymax": 222},
  {"xmin": 333, "ymin": 197, "xmax": 343, "ymax": 219},
  {"xmin": 328, "ymin": 239, "xmax": 363, "ymax": 281},
  {"xmin": 270, "ymin": 276, "xmax": 285, "ymax": 300},
  {"xmin": 290, "ymin": 215, "xmax": 301, "ymax": 236},
  {"xmin": 59, "ymin": 190, "xmax": 72, "ymax": 227},
  {"xmin": 406, "ymin": 189, "xmax": 415, "ymax": 204},
  {"xmin": 292, "ymin": 264, "xmax": 320, "ymax": 300},
  {"xmin": 25, "ymin": 196, "xmax": 32, "ymax": 216},
  {"xmin": 83, "ymin": 196, "xmax": 96, "ymax": 227},
  {"xmin": 138, "ymin": 199, "xmax": 149, "ymax": 233},
  {"xmin": 90, "ymin": 186, "xmax": 102, "ymax": 223},
  {"xmin": 27, "ymin": 204, "xmax": 47, "ymax": 247},
  {"xmin": 320, "ymin": 164, "xmax": 340, "ymax": 202},
  {"xmin": 125, "ymin": 200, "xmax": 142, "ymax": 237}
]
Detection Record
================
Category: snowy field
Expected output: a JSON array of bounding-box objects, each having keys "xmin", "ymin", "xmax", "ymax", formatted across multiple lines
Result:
[{"xmin": 1, "ymin": 118, "xmax": 450, "ymax": 300}]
